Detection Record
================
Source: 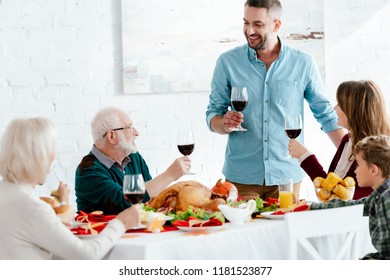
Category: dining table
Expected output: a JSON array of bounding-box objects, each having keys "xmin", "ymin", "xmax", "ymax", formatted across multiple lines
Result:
[{"xmin": 102, "ymin": 215, "xmax": 375, "ymax": 260}]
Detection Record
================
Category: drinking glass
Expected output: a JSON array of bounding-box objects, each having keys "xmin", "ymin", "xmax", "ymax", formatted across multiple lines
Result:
[
  {"xmin": 123, "ymin": 174, "xmax": 146, "ymax": 229},
  {"xmin": 123, "ymin": 174, "xmax": 145, "ymax": 204},
  {"xmin": 177, "ymin": 129, "xmax": 195, "ymax": 175},
  {"xmin": 231, "ymin": 87, "xmax": 248, "ymax": 131},
  {"xmin": 278, "ymin": 178, "xmax": 296, "ymax": 209},
  {"xmin": 285, "ymin": 113, "xmax": 302, "ymax": 158}
]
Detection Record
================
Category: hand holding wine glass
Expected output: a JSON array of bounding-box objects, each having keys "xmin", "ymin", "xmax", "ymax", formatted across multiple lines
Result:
[
  {"xmin": 285, "ymin": 114, "xmax": 302, "ymax": 158},
  {"xmin": 177, "ymin": 129, "xmax": 195, "ymax": 175},
  {"xmin": 231, "ymin": 87, "xmax": 248, "ymax": 132}
]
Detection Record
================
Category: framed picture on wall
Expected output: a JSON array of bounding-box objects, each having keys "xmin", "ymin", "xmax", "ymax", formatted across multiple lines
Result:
[{"xmin": 121, "ymin": 0, "xmax": 324, "ymax": 94}]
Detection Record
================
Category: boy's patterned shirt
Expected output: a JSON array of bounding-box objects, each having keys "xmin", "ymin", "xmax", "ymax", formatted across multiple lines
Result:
[{"xmin": 311, "ymin": 178, "xmax": 390, "ymax": 259}]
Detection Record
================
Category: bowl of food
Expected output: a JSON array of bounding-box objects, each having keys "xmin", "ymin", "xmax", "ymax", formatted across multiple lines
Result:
[{"xmin": 313, "ymin": 172, "xmax": 355, "ymax": 203}]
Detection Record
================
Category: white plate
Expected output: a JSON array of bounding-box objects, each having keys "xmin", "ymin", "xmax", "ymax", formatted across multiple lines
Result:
[
  {"xmin": 177, "ymin": 225, "xmax": 226, "ymax": 232},
  {"xmin": 261, "ymin": 211, "xmax": 284, "ymax": 220}
]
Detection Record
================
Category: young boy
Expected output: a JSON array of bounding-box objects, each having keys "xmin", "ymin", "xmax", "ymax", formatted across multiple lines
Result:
[{"xmin": 310, "ymin": 135, "xmax": 390, "ymax": 260}]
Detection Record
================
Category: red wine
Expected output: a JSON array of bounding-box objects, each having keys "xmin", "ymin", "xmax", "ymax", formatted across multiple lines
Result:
[
  {"xmin": 178, "ymin": 144, "xmax": 194, "ymax": 156},
  {"xmin": 231, "ymin": 100, "xmax": 248, "ymax": 112},
  {"xmin": 285, "ymin": 129, "xmax": 302, "ymax": 139},
  {"xmin": 124, "ymin": 192, "xmax": 145, "ymax": 204}
]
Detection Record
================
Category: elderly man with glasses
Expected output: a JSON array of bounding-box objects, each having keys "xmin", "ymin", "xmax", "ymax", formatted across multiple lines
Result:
[{"xmin": 75, "ymin": 106, "xmax": 191, "ymax": 214}]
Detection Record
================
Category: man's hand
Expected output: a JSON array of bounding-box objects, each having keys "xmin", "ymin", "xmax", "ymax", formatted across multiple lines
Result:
[
  {"xmin": 222, "ymin": 111, "xmax": 243, "ymax": 133},
  {"xmin": 145, "ymin": 157, "xmax": 192, "ymax": 198},
  {"xmin": 210, "ymin": 112, "xmax": 244, "ymax": 134},
  {"xmin": 165, "ymin": 156, "xmax": 191, "ymax": 180}
]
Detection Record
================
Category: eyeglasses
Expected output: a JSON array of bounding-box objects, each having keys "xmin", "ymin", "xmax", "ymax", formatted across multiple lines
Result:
[{"xmin": 103, "ymin": 125, "xmax": 134, "ymax": 138}]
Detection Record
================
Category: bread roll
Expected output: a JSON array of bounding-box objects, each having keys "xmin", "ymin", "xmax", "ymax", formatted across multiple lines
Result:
[
  {"xmin": 40, "ymin": 196, "xmax": 59, "ymax": 208},
  {"xmin": 54, "ymin": 204, "xmax": 71, "ymax": 214},
  {"xmin": 55, "ymin": 204, "xmax": 75, "ymax": 223}
]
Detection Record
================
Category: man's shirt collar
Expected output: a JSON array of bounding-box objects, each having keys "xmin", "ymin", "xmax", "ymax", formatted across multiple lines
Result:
[{"xmin": 91, "ymin": 145, "xmax": 131, "ymax": 170}]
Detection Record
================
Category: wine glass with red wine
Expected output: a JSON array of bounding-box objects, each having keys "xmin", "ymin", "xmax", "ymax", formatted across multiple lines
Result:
[
  {"xmin": 285, "ymin": 114, "xmax": 302, "ymax": 158},
  {"xmin": 123, "ymin": 174, "xmax": 145, "ymax": 204},
  {"xmin": 177, "ymin": 129, "xmax": 195, "ymax": 175},
  {"xmin": 231, "ymin": 87, "xmax": 248, "ymax": 131}
]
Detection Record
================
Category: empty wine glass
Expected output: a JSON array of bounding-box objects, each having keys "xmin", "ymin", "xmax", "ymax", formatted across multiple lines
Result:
[
  {"xmin": 231, "ymin": 87, "xmax": 248, "ymax": 131},
  {"xmin": 285, "ymin": 113, "xmax": 302, "ymax": 158},
  {"xmin": 177, "ymin": 129, "xmax": 195, "ymax": 175}
]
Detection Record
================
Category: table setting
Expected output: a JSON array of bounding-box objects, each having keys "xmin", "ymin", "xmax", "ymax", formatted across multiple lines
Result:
[
  {"xmin": 59, "ymin": 175, "xmax": 373, "ymax": 259},
  {"xmin": 66, "ymin": 176, "xmax": 313, "ymax": 236}
]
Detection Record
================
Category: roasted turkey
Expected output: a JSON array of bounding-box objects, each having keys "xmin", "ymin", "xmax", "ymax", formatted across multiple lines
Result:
[{"xmin": 147, "ymin": 180, "xmax": 226, "ymax": 212}]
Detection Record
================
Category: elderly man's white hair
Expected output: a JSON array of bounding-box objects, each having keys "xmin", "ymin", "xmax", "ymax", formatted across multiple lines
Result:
[{"xmin": 91, "ymin": 106, "xmax": 127, "ymax": 144}]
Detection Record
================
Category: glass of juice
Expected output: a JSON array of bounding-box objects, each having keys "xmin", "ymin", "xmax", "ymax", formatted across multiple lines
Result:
[{"xmin": 278, "ymin": 178, "xmax": 295, "ymax": 209}]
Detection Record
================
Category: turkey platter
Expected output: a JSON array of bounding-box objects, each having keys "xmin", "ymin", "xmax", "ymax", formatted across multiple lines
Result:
[{"xmin": 147, "ymin": 180, "xmax": 226, "ymax": 213}]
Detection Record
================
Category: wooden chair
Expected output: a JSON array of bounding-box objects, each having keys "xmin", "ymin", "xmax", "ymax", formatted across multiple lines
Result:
[{"xmin": 285, "ymin": 204, "xmax": 364, "ymax": 260}]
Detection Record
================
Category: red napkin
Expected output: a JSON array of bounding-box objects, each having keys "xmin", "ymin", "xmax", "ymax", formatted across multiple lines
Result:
[
  {"xmin": 198, "ymin": 218, "xmax": 222, "ymax": 227},
  {"xmin": 71, "ymin": 223, "xmax": 107, "ymax": 235},
  {"xmin": 75, "ymin": 210, "xmax": 116, "ymax": 223},
  {"xmin": 270, "ymin": 210, "xmax": 285, "ymax": 215},
  {"xmin": 292, "ymin": 204, "xmax": 309, "ymax": 212},
  {"xmin": 171, "ymin": 218, "xmax": 222, "ymax": 227},
  {"xmin": 266, "ymin": 198, "xmax": 279, "ymax": 205},
  {"xmin": 271, "ymin": 204, "xmax": 309, "ymax": 215}
]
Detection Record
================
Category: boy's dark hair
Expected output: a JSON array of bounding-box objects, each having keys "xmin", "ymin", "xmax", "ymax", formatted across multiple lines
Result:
[
  {"xmin": 245, "ymin": 0, "xmax": 282, "ymax": 19},
  {"xmin": 354, "ymin": 135, "xmax": 390, "ymax": 178}
]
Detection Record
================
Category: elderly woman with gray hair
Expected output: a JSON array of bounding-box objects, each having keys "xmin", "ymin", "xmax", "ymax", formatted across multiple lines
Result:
[{"xmin": 0, "ymin": 117, "xmax": 140, "ymax": 259}]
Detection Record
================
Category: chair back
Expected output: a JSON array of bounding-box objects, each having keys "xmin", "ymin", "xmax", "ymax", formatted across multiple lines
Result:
[{"xmin": 285, "ymin": 204, "xmax": 364, "ymax": 260}]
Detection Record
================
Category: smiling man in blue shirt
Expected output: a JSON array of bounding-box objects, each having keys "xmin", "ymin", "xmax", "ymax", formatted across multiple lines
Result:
[{"xmin": 206, "ymin": 0, "xmax": 345, "ymax": 199}]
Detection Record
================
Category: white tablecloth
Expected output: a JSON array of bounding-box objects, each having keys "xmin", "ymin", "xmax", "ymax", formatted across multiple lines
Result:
[{"xmin": 104, "ymin": 217, "xmax": 375, "ymax": 260}]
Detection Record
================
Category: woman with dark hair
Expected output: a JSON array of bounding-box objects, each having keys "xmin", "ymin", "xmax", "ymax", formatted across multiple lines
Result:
[{"xmin": 289, "ymin": 80, "xmax": 390, "ymax": 199}]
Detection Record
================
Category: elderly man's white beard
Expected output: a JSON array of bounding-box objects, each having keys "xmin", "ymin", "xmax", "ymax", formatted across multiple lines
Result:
[{"xmin": 117, "ymin": 134, "xmax": 137, "ymax": 155}]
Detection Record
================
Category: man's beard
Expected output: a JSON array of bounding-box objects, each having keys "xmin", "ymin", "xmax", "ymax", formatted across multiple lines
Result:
[
  {"xmin": 118, "ymin": 134, "xmax": 137, "ymax": 155},
  {"xmin": 246, "ymin": 34, "xmax": 267, "ymax": 50}
]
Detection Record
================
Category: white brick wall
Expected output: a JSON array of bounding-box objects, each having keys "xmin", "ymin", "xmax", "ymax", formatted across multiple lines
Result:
[
  {"xmin": 325, "ymin": 0, "xmax": 390, "ymax": 93},
  {"xmin": 1, "ymin": 0, "xmax": 390, "ymax": 206}
]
